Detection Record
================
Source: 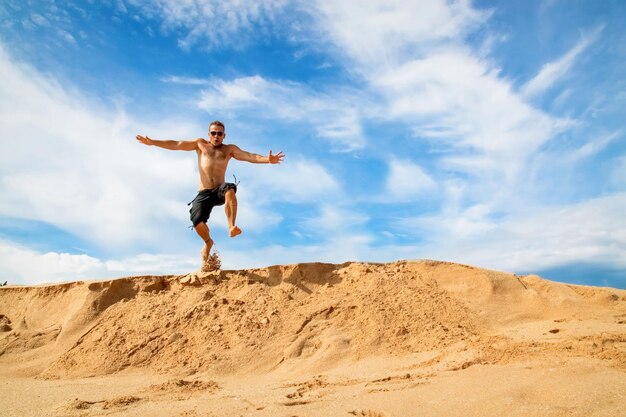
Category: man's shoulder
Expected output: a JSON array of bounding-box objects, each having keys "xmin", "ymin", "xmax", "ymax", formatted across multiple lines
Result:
[{"xmin": 223, "ymin": 143, "xmax": 241, "ymax": 153}]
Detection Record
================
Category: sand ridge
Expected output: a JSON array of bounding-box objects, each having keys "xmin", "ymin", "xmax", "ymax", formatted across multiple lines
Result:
[{"xmin": 1, "ymin": 260, "xmax": 625, "ymax": 416}]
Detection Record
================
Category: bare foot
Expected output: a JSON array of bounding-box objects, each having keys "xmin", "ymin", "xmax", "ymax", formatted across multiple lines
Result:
[{"xmin": 229, "ymin": 226, "xmax": 242, "ymax": 237}]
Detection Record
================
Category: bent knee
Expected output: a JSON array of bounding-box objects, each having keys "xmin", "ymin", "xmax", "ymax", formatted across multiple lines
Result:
[{"xmin": 194, "ymin": 221, "xmax": 207, "ymax": 230}]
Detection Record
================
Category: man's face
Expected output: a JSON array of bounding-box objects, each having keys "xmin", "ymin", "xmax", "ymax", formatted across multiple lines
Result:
[{"xmin": 208, "ymin": 124, "xmax": 225, "ymax": 146}]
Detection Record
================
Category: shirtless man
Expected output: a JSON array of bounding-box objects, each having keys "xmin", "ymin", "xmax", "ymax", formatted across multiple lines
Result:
[{"xmin": 136, "ymin": 120, "xmax": 284, "ymax": 270}]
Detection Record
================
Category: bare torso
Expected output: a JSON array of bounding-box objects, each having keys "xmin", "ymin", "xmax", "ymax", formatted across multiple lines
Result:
[{"xmin": 196, "ymin": 140, "xmax": 235, "ymax": 189}]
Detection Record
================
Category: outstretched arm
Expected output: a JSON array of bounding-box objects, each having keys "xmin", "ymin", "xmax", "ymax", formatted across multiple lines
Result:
[
  {"xmin": 231, "ymin": 146, "xmax": 285, "ymax": 164},
  {"xmin": 136, "ymin": 135, "xmax": 199, "ymax": 151}
]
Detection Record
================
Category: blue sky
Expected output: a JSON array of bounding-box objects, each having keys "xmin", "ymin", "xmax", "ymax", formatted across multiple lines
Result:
[{"xmin": 1, "ymin": 0, "xmax": 625, "ymax": 288}]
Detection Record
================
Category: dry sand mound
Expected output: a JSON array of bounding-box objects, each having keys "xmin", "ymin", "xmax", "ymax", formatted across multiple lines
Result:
[
  {"xmin": 1, "ymin": 260, "xmax": 625, "ymax": 416},
  {"xmin": 1, "ymin": 260, "xmax": 624, "ymax": 379}
]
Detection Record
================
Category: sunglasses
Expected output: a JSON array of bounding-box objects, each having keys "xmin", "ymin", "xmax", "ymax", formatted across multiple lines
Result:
[{"xmin": 210, "ymin": 131, "xmax": 224, "ymax": 137}]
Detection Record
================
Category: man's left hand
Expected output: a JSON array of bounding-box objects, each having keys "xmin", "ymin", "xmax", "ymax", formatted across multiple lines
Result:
[{"xmin": 269, "ymin": 150, "xmax": 285, "ymax": 164}]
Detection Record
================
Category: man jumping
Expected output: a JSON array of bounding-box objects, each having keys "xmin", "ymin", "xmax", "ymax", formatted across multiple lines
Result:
[{"xmin": 136, "ymin": 120, "xmax": 284, "ymax": 271}]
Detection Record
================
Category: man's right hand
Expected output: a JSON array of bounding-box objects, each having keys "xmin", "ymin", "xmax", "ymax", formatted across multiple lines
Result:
[{"xmin": 136, "ymin": 135, "xmax": 153, "ymax": 146}]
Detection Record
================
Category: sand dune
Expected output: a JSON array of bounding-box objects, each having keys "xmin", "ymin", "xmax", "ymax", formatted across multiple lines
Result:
[{"xmin": 1, "ymin": 260, "xmax": 625, "ymax": 416}]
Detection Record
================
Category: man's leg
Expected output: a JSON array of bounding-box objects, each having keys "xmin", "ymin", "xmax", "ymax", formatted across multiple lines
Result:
[
  {"xmin": 225, "ymin": 189, "xmax": 242, "ymax": 237},
  {"xmin": 194, "ymin": 222, "xmax": 213, "ymax": 263}
]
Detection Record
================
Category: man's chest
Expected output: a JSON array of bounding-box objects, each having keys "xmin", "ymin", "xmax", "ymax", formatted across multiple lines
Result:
[{"xmin": 199, "ymin": 144, "xmax": 230, "ymax": 164}]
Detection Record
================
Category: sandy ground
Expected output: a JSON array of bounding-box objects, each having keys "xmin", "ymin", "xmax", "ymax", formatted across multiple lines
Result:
[{"xmin": 1, "ymin": 260, "xmax": 625, "ymax": 417}]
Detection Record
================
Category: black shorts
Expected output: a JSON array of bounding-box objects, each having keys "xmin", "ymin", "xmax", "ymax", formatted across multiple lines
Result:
[{"xmin": 188, "ymin": 183, "xmax": 237, "ymax": 227}]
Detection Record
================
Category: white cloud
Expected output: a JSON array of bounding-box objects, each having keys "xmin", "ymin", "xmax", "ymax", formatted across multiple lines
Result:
[
  {"xmin": 402, "ymin": 203, "xmax": 495, "ymax": 239},
  {"xmin": 611, "ymin": 156, "xmax": 626, "ymax": 190},
  {"xmin": 398, "ymin": 193, "xmax": 626, "ymax": 273},
  {"xmin": 301, "ymin": 205, "xmax": 369, "ymax": 233},
  {"xmin": 115, "ymin": 0, "xmax": 129, "ymax": 14},
  {"xmin": 307, "ymin": 0, "xmax": 573, "ymax": 187},
  {"xmin": 375, "ymin": 50, "xmax": 569, "ymax": 151},
  {"xmin": 58, "ymin": 29, "xmax": 77, "ymax": 45},
  {"xmin": 198, "ymin": 75, "xmax": 367, "ymax": 151},
  {"xmin": 386, "ymin": 158, "xmax": 436, "ymax": 200},
  {"xmin": 230, "ymin": 157, "xmax": 341, "ymax": 203},
  {"xmin": 0, "ymin": 44, "xmax": 203, "ymax": 249},
  {"xmin": 551, "ymin": 88, "xmax": 573, "ymax": 109},
  {"xmin": 309, "ymin": 0, "xmax": 489, "ymax": 66},
  {"xmin": 567, "ymin": 129, "xmax": 622, "ymax": 162},
  {"xmin": 124, "ymin": 0, "xmax": 290, "ymax": 49},
  {"xmin": 370, "ymin": 49, "xmax": 575, "ymax": 189},
  {"xmin": 161, "ymin": 75, "xmax": 212, "ymax": 85},
  {"xmin": 31, "ymin": 13, "xmax": 50, "ymax": 27},
  {"xmin": 198, "ymin": 76, "xmax": 268, "ymax": 109},
  {"xmin": 521, "ymin": 26, "xmax": 602, "ymax": 99},
  {"xmin": 314, "ymin": 108, "xmax": 362, "ymax": 142},
  {"xmin": 0, "ymin": 240, "xmax": 106, "ymax": 285},
  {"xmin": 0, "ymin": 240, "xmax": 197, "ymax": 285},
  {"xmin": 216, "ymin": 233, "xmax": 379, "ymax": 269},
  {"xmin": 104, "ymin": 252, "xmax": 197, "ymax": 274}
]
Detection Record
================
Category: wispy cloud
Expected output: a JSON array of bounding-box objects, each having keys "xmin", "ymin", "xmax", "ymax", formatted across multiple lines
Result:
[
  {"xmin": 567, "ymin": 129, "xmax": 623, "ymax": 162},
  {"xmin": 0, "ymin": 2, "xmax": 81, "ymax": 47},
  {"xmin": 30, "ymin": 13, "xmax": 51, "ymax": 27},
  {"xmin": 197, "ymin": 75, "xmax": 367, "ymax": 151},
  {"xmin": 521, "ymin": 26, "xmax": 603, "ymax": 99},
  {"xmin": 376, "ymin": 49, "xmax": 576, "ymax": 185},
  {"xmin": 309, "ymin": 0, "xmax": 490, "ymax": 66},
  {"xmin": 300, "ymin": 205, "xmax": 369, "ymax": 233},
  {"xmin": 611, "ymin": 157, "xmax": 626, "ymax": 189},
  {"xmin": 307, "ymin": 0, "xmax": 573, "ymax": 187},
  {"xmin": 161, "ymin": 75, "xmax": 212, "ymax": 85},
  {"xmin": 124, "ymin": 0, "xmax": 291, "ymax": 49},
  {"xmin": 386, "ymin": 158, "xmax": 436, "ymax": 201},
  {"xmin": 198, "ymin": 76, "xmax": 269, "ymax": 108}
]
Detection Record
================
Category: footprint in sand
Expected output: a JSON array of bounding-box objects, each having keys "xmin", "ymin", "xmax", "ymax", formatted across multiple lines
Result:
[
  {"xmin": 147, "ymin": 379, "xmax": 220, "ymax": 395},
  {"xmin": 63, "ymin": 395, "xmax": 140, "ymax": 412},
  {"xmin": 349, "ymin": 410, "xmax": 389, "ymax": 417},
  {"xmin": 176, "ymin": 410, "xmax": 218, "ymax": 417},
  {"xmin": 102, "ymin": 396, "xmax": 141, "ymax": 409}
]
